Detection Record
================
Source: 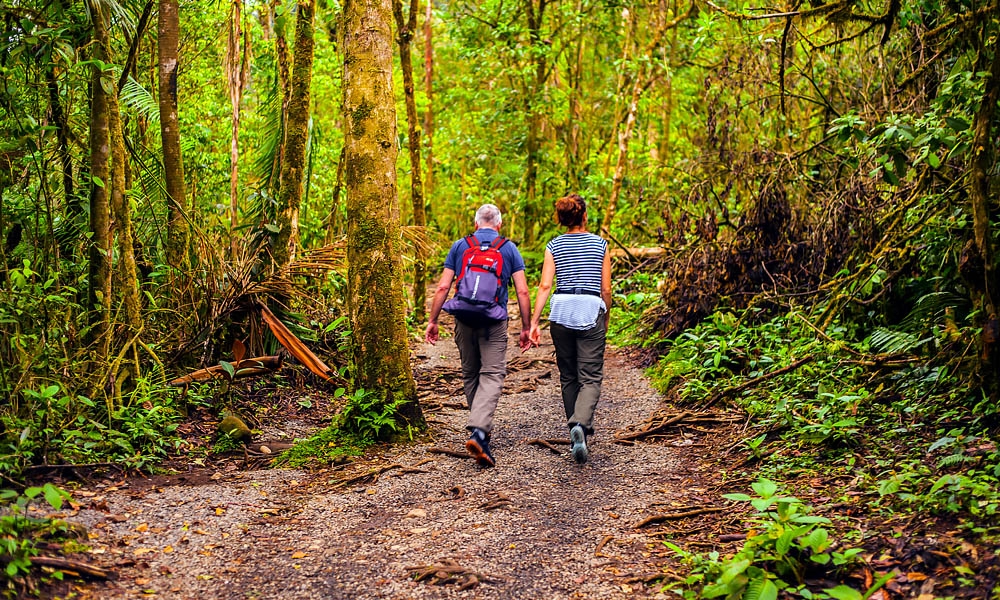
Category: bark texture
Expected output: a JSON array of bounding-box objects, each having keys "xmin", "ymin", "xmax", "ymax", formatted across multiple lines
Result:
[
  {"xmin": 158, "ymin": 0, "xmax": 189, "ymax": 269},
  {"xmin": 87, "ymin": 0, "xmax": 112, "ymax": 360},
  {"xmin": 107, "ymin": 71, "xmax": 143, "ymax": 333},
  {"xmin": 392, "ymin": 0, "xmax": 427, "ymax": 322},
  {"xmin": 271, "ymin": 0, "xmax": 315, "ymax": 269},
  {"xmin": 343, "ymin": 0, "xmax": 422, "ymax": 430}
]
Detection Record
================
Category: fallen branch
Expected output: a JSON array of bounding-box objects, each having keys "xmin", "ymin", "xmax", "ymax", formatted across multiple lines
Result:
[
  {"xmin": 167, "ymin": 356, "xmax": 282, "ymax": 387},
  {"xmin": 614, "ymin": 412, "xmax": 737, "ymax": 443},
  {"xmin": 28, "ymin": 556, "xmax": 109, "ymax": 579},
  {"xmin": 700, "ymin": 356, "xmax": 815, "ymax": 409},
  {"xmin": 633, "ymin": 507, "xmax": 725, "ymax": 528}
]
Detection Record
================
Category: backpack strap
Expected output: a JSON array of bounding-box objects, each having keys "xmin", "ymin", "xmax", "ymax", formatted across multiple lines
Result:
[
  {"xmin": 490, "ymin": 236, "xmax": 507, "ymax": 250},
  {"xmin": 464, "ymin": 235, "xmax": 480, "ymax": 249}
]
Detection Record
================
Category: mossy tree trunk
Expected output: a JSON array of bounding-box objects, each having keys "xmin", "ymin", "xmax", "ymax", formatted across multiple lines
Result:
[
  {"xmin": 343, "ymin": 0, "xmax": 423, "ymax": 433},
  {"xmin": 87, "ymin": 0, "xmax": 112, "ymax": 363},
  {"xmin": 422, "ymin": 0, "xmax": 434, "ymax": 210},
  {"xmin": 271, "ymin": 0, "xmax": 314, "ymax": 270},
  {"xmin": 158, "ymin": 0, "xmax": 189, "ymax": 270},
  {"xmin": 392, "ymin": 0, "xmax": 427, "ymax": 322},
  {"xmin": 107, "ymin": 61, "xmax": 143, "ymax": 334},
  {"xmin": 968, "ymin": 26, "xmax": 1000, "ymax": 387}
]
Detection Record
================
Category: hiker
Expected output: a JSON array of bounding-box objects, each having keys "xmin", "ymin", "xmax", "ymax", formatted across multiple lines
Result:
[
  {"xmin": 425, "ymin": 204, "xmax": 532, "ymax": 468},
  {"xmin": 528, "ymin": 193, "xmax": 612, "ymax": 464}
]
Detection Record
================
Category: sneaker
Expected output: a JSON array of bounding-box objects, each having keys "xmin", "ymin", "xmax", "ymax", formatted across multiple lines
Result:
[
  {"xmin": 465, "ymin": 428, "xmax": 495, "ymax": 468},
  {"xmin": 570, "ymin": 424, "xmax": 589, "ymax": 464}
]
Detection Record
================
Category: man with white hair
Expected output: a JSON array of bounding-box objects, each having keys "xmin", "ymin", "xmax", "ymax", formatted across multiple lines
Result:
[{"xmin": 425, "ymin": 204, "xmax": 532, "ymax": 468}]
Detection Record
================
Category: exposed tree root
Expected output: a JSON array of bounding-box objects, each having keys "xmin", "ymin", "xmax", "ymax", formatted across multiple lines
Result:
[
  {"xmin": 405, "ymin": 559, "xmax": 495, "ymax": 589},
  {"xmin": 633, "ymin": 507, "xmax": 725, "ymax": 528},
  {"xmin": 332, "ymin": 458, "xmax": 435, "ymax": 488},
  {"xmin": 480, "ymin": 493, "xmax": 512, "ymax": 511},
  {"xmin": 427, "ymin": 447, "xmax": 474, "ymax": 459},
  {"xmin": 614, "ymin": 411, "xmax": 739, "ymax": 443},
  {"xmin": 594, "ymin": 534, "xmax": 614, "ymax": 557}
]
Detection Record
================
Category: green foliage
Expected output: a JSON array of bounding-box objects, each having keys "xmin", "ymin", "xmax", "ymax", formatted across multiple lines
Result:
[
  {"xmin": 0, "ymin": 484, "xmax": 73, "ymax": 593},
  {"xmin": 273, "ymin": 424, "xmax": 371, "ymax": 469},
  {"xmin": 663, "ymin": 479, "xmax": 884, "ymax": 599},
  {"xmin": 335, "ymin": 388, "xmax": 406, "ymax": 441}
]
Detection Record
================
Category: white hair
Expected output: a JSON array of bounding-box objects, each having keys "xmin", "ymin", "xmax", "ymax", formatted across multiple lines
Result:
[{"xmin": 475, "ymin": 204, "xmax": 502, "ymax": 228}]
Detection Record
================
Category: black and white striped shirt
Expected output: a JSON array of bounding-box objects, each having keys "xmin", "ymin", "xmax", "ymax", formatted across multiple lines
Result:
[{"xmin": 546, "ymin": 233, "xmax": 608, "ymax": 329}]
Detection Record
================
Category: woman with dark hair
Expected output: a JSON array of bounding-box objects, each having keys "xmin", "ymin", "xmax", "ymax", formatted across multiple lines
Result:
[{"xmin": 528, "ymin": 194, "xmax": 612, "ymax": 464}]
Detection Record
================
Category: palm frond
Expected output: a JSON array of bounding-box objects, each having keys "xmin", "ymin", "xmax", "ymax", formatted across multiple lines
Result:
[{"xmin": 251, "ymin": 80, "xmax": 285, "ymax": 193}]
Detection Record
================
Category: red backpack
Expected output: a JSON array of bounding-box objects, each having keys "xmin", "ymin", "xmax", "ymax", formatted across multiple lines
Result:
[{"xmin": 442, "ymin": 235, "xmax": 509, "ymax": 324}]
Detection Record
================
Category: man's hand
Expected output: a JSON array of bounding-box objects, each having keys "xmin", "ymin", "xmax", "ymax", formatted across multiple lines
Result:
[{"xmin": 425, "ymin": 321, "xmax": 439, "ymax": 345}]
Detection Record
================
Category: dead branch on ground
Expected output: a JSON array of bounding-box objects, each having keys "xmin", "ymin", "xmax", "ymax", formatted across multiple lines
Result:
[
  {"xmin": 614, "ymin": 411, "xmax": 739, "ymax": 443},
  {"xmin": 700, "ymin": 356, "xmax": 814, "ymax": 409},
  {"xmin": 633, "ymin": 507, "xmax": 725, "ymax": 528}
]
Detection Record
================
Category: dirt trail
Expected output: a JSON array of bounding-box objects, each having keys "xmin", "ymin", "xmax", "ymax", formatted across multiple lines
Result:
[{"xmin": 71, "ymin": 325, "xmax": 720, "ymax": 599}]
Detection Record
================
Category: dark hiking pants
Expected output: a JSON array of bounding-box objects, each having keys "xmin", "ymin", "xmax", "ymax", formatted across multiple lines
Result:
[{"xmin": 550, "ymin": 315, "xmax": 607, "ymax": 434}]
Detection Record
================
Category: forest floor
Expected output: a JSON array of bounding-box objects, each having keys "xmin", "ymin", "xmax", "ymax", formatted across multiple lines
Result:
[{"xmin": 51, "ymin": 314, "xmax": 743, "ymax": 600}]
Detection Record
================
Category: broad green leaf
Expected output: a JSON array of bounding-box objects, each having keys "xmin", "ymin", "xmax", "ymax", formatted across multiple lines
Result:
[{"xmin": 826, "ymin": 585, "xmax": 864, "ymax": 600}]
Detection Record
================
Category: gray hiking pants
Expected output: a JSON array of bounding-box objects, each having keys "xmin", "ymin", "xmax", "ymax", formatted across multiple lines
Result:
[
  {"xmin": 454, "ymin": 319, "xmax": 508, "ymax": 435},
  {"xmin": 550, "ymin": 314, "xmax": 607, "ymax": 434}
]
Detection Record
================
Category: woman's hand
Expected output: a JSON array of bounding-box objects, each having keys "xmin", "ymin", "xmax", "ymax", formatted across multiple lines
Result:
[{"xmin": 529, "ymin": 324, "xmax": 542, "ymax": 347}]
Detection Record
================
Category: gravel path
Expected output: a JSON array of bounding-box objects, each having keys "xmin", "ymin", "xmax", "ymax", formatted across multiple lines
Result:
[{"xmin": 71, "ymin": 323, "xmax": 699, "ymax": 600}]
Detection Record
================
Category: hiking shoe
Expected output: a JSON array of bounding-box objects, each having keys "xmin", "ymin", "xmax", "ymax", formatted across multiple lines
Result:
[
  {"xmin": 570, "ymin": 424, "xmax": 589, "ymax": 464},
  {"xmin": 465, "ymin": 428, "xmax": 495, "ymax": 468}
]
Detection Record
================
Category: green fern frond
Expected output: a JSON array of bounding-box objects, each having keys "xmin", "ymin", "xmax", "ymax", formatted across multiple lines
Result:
[
  {"xmin": 251, "ymin": 81, "xmax": 285, "ymax": 193},
  {"xmin": 120, "ymin": 76, "xmax": 161, "ymax": 125},
  {"xmin": 869, "ymin": 327, "xmax": 922, "ymax": 354}
]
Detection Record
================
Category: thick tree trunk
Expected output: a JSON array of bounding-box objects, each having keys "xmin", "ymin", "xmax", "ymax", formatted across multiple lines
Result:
[
  {"xmin": 158, "ymin": 0, "xmax": 189, "ymax": 270},
  {"xmin": 343, "ymin": 0, "xmax": 422, "ymax": 431},
  {"xmin": 87, "ymin": 0, "xmax": 112, "ymax": 361},
  {"xmin": 271, "ymin": 0, "xmax": 315, "ymax": 269},
  {"xmin": 392, "ymin": 0, "xmax": 427, "ymax": 322}
]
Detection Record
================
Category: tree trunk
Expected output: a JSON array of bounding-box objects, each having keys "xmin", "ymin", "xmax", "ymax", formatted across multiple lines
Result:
[
  {"xmin": 343, "ymin": 0, "xmax": 423, "ymax": 432},
  {"xmin": 271, "ymin": 0, "xmax": 315, "ymax": 270},
  {"xmin": 226, "ymin": 0, "xmax": 251, "ymax": 243},
  {"xmin": 324, "ymin": 147, "xmax": 346, "ymax": 244},
  {"xmin": 46, "ymin": 69, "xmax": 76, "ymax": 217},
  {"xmin": 392, "ymin": 0, "xmax": 427, "ymax": 322},
  {"xmin": 87, "ymin": 0, "xmax": 112, "ymax": 361},
  {"xmin": 522, "ymin": 0, "xmax": 549, "ymax": 245},
  {"xmin": 422, "ymin": 0, "xmax": 434, "ymax": 207},
  {"xmin": 107, "ymin": 70, "xmax": 143, "ymax": 333},
  {"xmin": 158, "ymin": 0, "xmax": 189, "ymax": 270},
  {"xmin": 968, "ymin": 27, "xmax": 1000, "ymax": 380},
  {"xmin": 270, "ymin": 0, "xmax": 292, "ymax": 193}
]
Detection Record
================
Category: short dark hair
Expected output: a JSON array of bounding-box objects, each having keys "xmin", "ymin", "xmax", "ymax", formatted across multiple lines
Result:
[{"xmin": 555, "ymin": 194, "xmax": 586, "ymax": 227}]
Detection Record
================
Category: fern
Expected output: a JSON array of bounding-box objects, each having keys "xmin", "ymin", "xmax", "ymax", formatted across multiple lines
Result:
[
  {"xmin": 869, "ymin": 327, "xmax": 923, "ymax": 354},
  {"xmin": 120, "ymin": 76, "xmax": 160, "ymax": 126}
]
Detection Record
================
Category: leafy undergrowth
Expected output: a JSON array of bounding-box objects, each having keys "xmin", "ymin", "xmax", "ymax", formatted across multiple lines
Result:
[{"xmin": 632, "ymin": 306, "xmax": 1000, "ymax": 599}]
